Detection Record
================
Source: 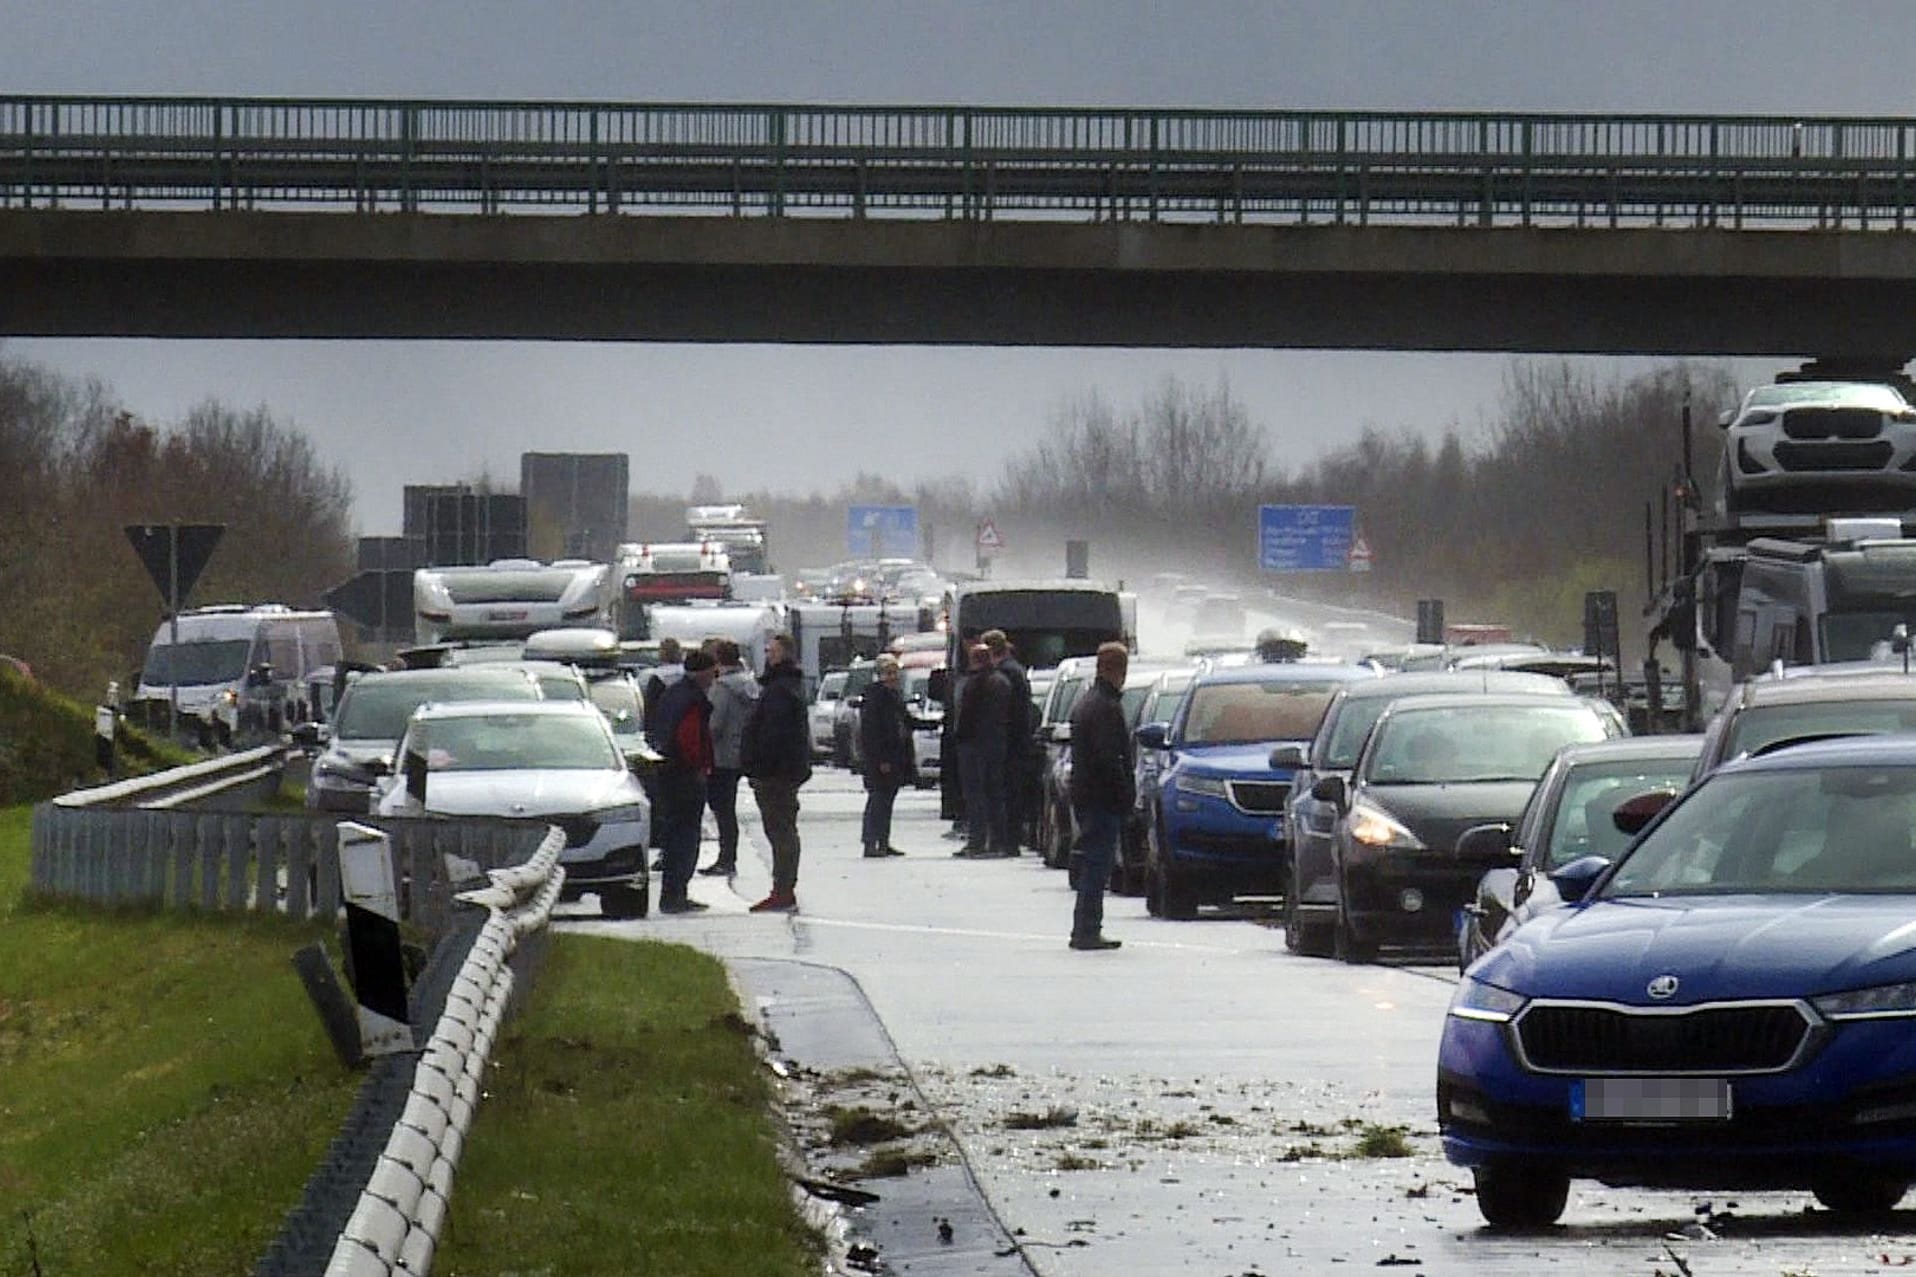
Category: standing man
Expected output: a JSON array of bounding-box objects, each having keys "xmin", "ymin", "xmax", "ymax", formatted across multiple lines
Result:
[
  {"xmin": 953, "ymin": 641, "xmax": 1014, "ymax": 858},
  {"xmin": 652, "ymin": 648, "xmax": 718, "ymax": 914},
  {"xmin": 641, "ymin": 636, "xmax": 687, "ymax": 861},
  {"xmin": 981, "ymin": 630, "xmax": 1034, "ymax": 852},
  {"xmin": 1066, "ymin": 642, "xmax": 1133, "ymax": 951},
  {"xmin": 700, "ymin": 638, "xmax": 758, "ymax": 877},
  {"xmin": 859, "ymin": 654, "xmax": 913, "ymax": 858},
  {"xmin": 743, "ymin": 632, "xmax": 811, "ymax": 913}
]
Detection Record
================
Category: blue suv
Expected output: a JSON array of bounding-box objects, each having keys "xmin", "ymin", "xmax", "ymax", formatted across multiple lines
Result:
[
  {"xmin": 1442, "ymin": 735, "xmax": 1916, "ymax": 1226},
  {"xmin": 1137, "ymin": 663, "xmax": 1374, "ymax": 919}
]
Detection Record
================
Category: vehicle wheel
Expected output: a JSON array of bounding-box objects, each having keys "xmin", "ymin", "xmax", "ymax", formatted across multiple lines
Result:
[
  {"xmin": 600, "ymin": 883, "xmax": 649, "ymax": 920},
  {"xmin": 1150, "ymin": 846, "xmax": 1198, "ymax": 921},
  {"xmin": 1333, "ymin": 890, "xmax": 1377, "ymax": 964},
  {"xmin": 1285, "ymin": 861, "xmax": 1333, "ymax": 957},
  {"xmin": 1812, "ymin": 1173, "xmax": 1908, "ymax": 1215},
  {"xmin": 1472, "ymin": 1164, "xmax": 1568, "ymax": 1229}
]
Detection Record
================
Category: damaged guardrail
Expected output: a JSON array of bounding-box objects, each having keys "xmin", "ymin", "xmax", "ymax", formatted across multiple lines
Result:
[
  {"xmin": 318, "ymin": 825, "xmax": 564, "ymax": 1277},
  {"xmin": 57, "ymin": 741, "xmax": 291, "ymax": 811}
]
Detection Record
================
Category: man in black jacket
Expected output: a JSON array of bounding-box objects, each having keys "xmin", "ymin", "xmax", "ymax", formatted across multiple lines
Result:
[
  {"xmin": 982, "ymin": 629, "xmax": 1036, "ymax": 852},
  {"xmin": 1066, "ymin": 642, "xmax": 1133, "ymax": 950},
  {"xmin": 742, "ymin": 632, "xmax": 811, "ymax": 912},
  {"xmin": 953, "ymin": 641, "xmax": 1014, "ymax": 857},
  {"xmin": 858, "ymin": 653, "xmax": 913, "ymax": 858}
]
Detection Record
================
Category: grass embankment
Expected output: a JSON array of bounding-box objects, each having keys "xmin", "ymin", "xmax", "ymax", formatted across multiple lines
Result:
[
  {"xmin": 439, "ymin": 937, "xmax": 821, "ymax": 1277},
  {"xmin": 0, "ymin": 666, "xmax": 195, "ymax": 806},
  {"xmin": 0, "ymin": 805, "xmax": 359, "ymax": 1276}
]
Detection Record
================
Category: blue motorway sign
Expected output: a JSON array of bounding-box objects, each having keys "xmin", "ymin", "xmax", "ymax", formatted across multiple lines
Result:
[
  {"xmin": 1258, "ymin": 504, "xmax": 1357, "ymax": 572},
  {"xmin": 847, "ymin": 504, "xmax": 919, "ymax": 558}
]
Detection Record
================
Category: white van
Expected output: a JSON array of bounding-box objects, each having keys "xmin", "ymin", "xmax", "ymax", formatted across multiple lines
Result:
[{"xmin": 134, "ymin": 605, "xmax": 342, "ymax": 743}]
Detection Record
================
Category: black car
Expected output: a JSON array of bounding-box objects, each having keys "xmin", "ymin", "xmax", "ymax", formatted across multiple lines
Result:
[
  {"xmin": 1456, "ymin": 734, "xmax": 1701, "ymax": 970},
  {"xmin": 1694, "ymin": 665, "xmax": 1916, "ymax": 781},
  {"xmin": 1312, "ymin": 692, "xmax": 1619, "ymax": 962},
  {"xmin": 1278, "ymin": 670, "xmax": 1577, "ymax": 957}
]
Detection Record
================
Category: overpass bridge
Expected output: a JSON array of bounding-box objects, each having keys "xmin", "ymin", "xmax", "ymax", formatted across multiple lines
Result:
[{"xmin": 7, "ymin": 95, "xmax": 1916, "ymax": 353}]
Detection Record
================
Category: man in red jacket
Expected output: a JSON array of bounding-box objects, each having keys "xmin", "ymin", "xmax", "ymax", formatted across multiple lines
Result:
[{"xmin": 653, "ymin": 648, "xmax": 718, "ymax": 914}]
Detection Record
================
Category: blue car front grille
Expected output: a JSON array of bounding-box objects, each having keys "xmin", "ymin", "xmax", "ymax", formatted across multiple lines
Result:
[
  {"xmin": 1227, "ymin": 780, "xmax": 1290, "ymax": 814},
  {"xmin": 1515, "ymin": 1001, "xmax": 1816, "ymax": 1075}
]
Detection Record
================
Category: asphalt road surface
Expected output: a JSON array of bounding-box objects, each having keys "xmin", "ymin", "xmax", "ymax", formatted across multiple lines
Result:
[{"xmin": 560, "ymin": 769, "xmax": 1916, "ymax": 1276}]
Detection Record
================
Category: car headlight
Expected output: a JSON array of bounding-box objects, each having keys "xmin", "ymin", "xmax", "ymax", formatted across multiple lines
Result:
[
  {"xmin": 1175, "ymin": 774, "xmax": 1229, "ymax": 798},
  {"xmin": 1450, "ymin": 975, "xmax": 1528, "ymax": 1023},
  {"xmin": 590, "ymin": 803, "xmax": 650, "ymax": 825},
  {"xmin": 1740, "ymin": 410, "xmax": 1779, "ymax": 427},
  {"xmin": 1349, "ymin": 801, "xmax": 1426, "ymax": 850},
  {"xmin": 1813, "ymin": 980, "xmax": 1916, "ymax": 1021},
  {"xmin": 311, "ymin": 757, "xmax": 366, "ymax": 785}
]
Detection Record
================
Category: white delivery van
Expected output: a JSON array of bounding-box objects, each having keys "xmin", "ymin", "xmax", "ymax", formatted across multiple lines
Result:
[{"xmin": 134, "ymin": 605, "xmax": 343, "ymax": 743}]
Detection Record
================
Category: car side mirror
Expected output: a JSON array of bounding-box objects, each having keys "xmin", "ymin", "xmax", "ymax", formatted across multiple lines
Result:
[
  {"xmin": 1716, "ymin": 408, "xmax": 1734, "ymax": 429},
  {"xmin": 1456, "ymin": 822, "xmax": 1513, "ymax": 858},
  {"xmin": 1310, "ymin": 775, "xmax": 1347, "ymax": 808},
  {"xmin": 290, "ymin": 721, "xmax": 323, "ymax": 750},
  {"xmin": 847, "ymin": 694, "xmax": 864, "ymax": 709},
  {"xmin": 927, "ymin": 668, "xmax": 950, "ymax": 703},
  {"xmin": 403, "ymin": 749, "xmax": 429, "ymax": 803},
  {"xmin": 1611, "ymin": 789, "xmax": 1676, "ymax": 836},
  {"xmin": 1549, "ymin": 854, "xmax": 1613, "ymax": 904},
  {"xmin": 1268, "ymin": 743, "xmax": 1307, "ymax": 770},
  {"xmin": 363, "ymin": 755, "xmax": 392, "ymax": 778},
  {"xmin": 1134, "ymin": 722, "xmax": 1168, "ymax": 751}
]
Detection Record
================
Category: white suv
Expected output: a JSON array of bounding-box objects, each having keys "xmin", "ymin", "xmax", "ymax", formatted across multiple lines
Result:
[{"xmin": 1720, "ymin": 380, "xmax": 1916, "ymax": 515}]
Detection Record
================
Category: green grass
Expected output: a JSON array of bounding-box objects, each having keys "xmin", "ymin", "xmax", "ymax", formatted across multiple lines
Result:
[
  {"xmin": 437, "ymin": 937, "xmax": 821, "ymax": 1277},
  {"xmin": 0, "ymin": 805, "xmax": 360, "ymax": 1276}
]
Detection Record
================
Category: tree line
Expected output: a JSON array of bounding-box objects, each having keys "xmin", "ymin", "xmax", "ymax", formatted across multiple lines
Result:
[{"xmin": 0, "ymin": 354, "xmax": 355, "ymax": 699}]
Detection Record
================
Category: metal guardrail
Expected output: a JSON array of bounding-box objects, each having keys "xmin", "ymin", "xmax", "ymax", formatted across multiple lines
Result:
[
  {"xmin": 54, "ymin": 742, "xmax": 290, "ymax": 810},
  {"xmin": 323, "ymin": 828, "xmax": 563, "ymax": 1276},
  {"xmin": 5, "ymin": 96, "xmax": 1916, "ymax": 228}
]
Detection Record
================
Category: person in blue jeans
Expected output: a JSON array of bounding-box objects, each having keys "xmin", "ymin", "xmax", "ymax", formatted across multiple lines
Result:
[{"xmin": 1066, "ymin": 642, "xmax": 1133, "ymax": 950}]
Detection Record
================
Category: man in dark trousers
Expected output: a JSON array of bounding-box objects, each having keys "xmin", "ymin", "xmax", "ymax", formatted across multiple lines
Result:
[
  {"xmin": 982, "ymin": 629, "xmax": 1034, "ymax": 851},
  {"xmin": 700, "ymin": 638, "xmax": 758, "ymax": 877},
  {"xmin": 859, "ymin": 653, "xmax": 913, "ymax": 858},
  {"xmin": 953, "ymin": 641, "xmax": 1014, "ymax": 858},
  {"xmin": 652, "ymin": 648, "xmax": 717, "ymax": 914},
  {"xmin": 743, "ymin": 632, "xmax": 811, "ymax": 912},
  {"xmin": 1066, "ymin": 641, "xmax": 1133, "ymax": 950}
]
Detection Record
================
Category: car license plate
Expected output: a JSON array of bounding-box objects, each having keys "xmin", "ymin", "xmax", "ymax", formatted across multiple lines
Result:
[
  {"xmin": 487, "ymin": 609, "xmax": 529, "ymax": 622},
  {"xmin": 1571, "ymin": 1077, "xmax": 1732, "ymax": 1123}
]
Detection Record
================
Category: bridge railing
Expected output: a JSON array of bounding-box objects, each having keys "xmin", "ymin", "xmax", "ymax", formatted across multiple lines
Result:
[{"xmin": 5, "ymin": 96, "xmax": 1916, "ymax": 228}]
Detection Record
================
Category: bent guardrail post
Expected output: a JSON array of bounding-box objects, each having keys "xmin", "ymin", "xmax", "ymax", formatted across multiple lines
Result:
[{"xmin": 323, "ymin": 826, "xmax": 565, "ymax": 1277}]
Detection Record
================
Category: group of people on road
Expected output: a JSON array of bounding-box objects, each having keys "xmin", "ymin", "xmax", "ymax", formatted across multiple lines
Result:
[
  {"xmin": 641, "ymin": 625, "xmax": 1134, "ymax": 951},
  {"xmin": 645, "ymin": 632, "xmax": 812, "ymax": 916}
]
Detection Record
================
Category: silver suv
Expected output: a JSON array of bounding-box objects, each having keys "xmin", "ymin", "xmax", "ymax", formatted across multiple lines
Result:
[{"xmin": 1720, "ymin": 379, "xmax": 1916, "ymax": 515}]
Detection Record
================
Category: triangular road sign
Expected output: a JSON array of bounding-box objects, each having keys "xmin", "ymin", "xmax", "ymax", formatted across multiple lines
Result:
[
  {"xmin": 124, "ymin": 523, "xmax": 225, "ymax": 608},
  {"xmin": 1348, "ymin": 532, "xmax": 1375, "ymax": 572},
  {"xmin": 975, "ymin": 518, "xmax": 1005, "ymax": 551}
]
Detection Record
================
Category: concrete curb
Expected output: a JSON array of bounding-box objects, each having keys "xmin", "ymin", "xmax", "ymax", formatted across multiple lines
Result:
[{"xmin": 730, "ymin": 956, "xmax": 1038, "ymax": 1277}]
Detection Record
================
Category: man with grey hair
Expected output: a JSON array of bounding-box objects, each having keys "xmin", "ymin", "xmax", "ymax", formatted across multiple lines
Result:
[{"xmin": 859, "ymin": 652, "xmax": 913, "ymax": 858}]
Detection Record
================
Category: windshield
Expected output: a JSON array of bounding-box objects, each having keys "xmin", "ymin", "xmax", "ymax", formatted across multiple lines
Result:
[
  {"xmin": 1121, "ymin": 685, "xmax": 1153, "ymax": 727},
  {"xmin": 1826, "ymin": 612, "xmax": 1916, "ymax": 663},
  {"xmin": 409, "ymin": 712, "xmax": 621, "ymax": 772},
  {"xmin": 334, "ymin": 675, "xmax": 540, "ymax": 740},
  {"xmin": 1366, "ymin": 704, "xmax": 1608, "ymax": 784},
  {"xmin": 1182, "ymin": 680, "xmax": 1338, "ymax": 745},
  {"xmin": 1606, "ymin": 764, "xmax": 1916, "ymax": 897},
  {"xmin": 1047, "ymin": 676, "xmax": 1087, "ymax": 725},
  {"xmin": 1543, "ymin": 758, "xmax": 1698, "ymax": 869},
  {"xmin": 1323, "ymin": 697, "xmax": 1392, "ymax": 769},
  {"xmin": 588, "ymin": 678, "xmax": 643, "ymax": 736},
  {"xmin": 1745, "ymin": 382, "xmax": 1909, "ymax": 412},
  {"xmin": 1726, "ymin": 699, "xmax": 1916, "ymax": 759},
  {"xmin": 142, "ymin": 639, "xmax": 252, "ymax": 687}
]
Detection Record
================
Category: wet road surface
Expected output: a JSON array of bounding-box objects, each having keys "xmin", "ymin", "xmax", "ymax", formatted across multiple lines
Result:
[{"xmin": 560, "ymin": 769, "xmax": 1916, "ymax": 1276}]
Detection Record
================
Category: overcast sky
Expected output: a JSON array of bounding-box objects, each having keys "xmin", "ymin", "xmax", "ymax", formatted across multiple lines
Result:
[{"xmin": 6, "ymin": 0, "xmax": 1904, "ymax": 533}]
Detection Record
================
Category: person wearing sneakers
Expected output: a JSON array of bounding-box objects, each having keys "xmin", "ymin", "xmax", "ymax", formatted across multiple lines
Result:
[
  {"xmin": 858, "ymin": 653, "xmax": 913, "ymax": 859},
  {"xmin": 1066, "ymin": 641, "xmax": 1133, "ymax": 951},
  {"xmin": 653, "ymin": 648, "xmax": 718, "ymax": 914},
  {"xmin": 699, "ymin": 638, "xmax": 759, "ymax": 878},
  {"xmin": 743, "ymin": 632, "xmax": 810, "ymax": 913}
]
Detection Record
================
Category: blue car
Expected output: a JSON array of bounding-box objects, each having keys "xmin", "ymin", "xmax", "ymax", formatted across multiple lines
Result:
[
  {"xmin": 1137, "ymin": 662, "xmax": 1375, "ymax": 919},
  {"xmin": 1441, "ymin": 735, "xmax": 1916, "ymax": 1227}
]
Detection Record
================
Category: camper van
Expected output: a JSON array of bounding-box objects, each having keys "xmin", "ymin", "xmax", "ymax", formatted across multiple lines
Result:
[
  {"xmin": 413, "ymin": 559, "xmax": 616, "ymax": 646},
  {"xmin": 134, "ymin": 605, "xmax": 342, "ymax": 743}
]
